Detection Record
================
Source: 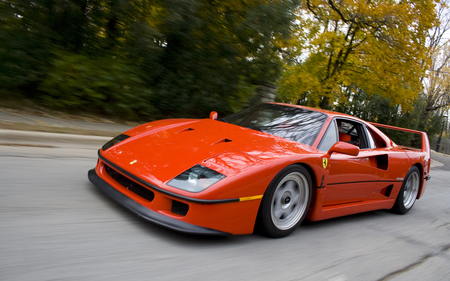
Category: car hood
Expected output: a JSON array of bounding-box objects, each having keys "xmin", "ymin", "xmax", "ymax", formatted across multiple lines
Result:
[{"xmin": 101, "ymin": 118, "xmax": 318, "ymax": 186}]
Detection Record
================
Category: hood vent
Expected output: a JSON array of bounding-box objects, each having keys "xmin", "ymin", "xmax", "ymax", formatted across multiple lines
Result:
[
  {"xmin": 212, "ymin": 138, "xmax": 232, "ymax": 145},
  {"xmin": 177, "ymin": 128, "xmax": 194, "ymax": 133}
]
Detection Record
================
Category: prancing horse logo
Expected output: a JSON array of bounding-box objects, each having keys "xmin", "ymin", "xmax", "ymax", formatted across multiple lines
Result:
[{"xmin": 322, "ymin": 157, "xmax": 328, "ymax": 169}]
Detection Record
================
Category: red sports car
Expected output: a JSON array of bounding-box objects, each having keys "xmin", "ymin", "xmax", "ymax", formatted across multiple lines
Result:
[{"xmin": 88, "ymin": 103, "xmax": 431, "ymax": 237}]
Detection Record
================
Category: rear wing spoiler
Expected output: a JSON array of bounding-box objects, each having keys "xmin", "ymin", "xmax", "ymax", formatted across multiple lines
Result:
[{"xmin": 369, "ymin": 122, "xmax": 430, "ymax": 154}]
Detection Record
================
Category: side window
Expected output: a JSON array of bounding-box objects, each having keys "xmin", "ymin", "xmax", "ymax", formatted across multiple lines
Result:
[
  {"xmin": 367, "ymin": 127, "xmax": 387, "ymax": 148},
  {"xmin": 337, "ymin": 119, "xmax": 369, "ymax": 149},
  {"xmin": 318, "ymin": 120, "xmax": 338, "ymax": 151},
  {"xmin": 364, "ymin": 126, "xmax": 376, "ymax": 149}
]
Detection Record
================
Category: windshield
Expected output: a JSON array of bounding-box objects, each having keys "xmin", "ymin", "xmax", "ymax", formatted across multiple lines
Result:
[{"xmin": 223, "ymin": 103, "xmax": 327, "ymax": 146}]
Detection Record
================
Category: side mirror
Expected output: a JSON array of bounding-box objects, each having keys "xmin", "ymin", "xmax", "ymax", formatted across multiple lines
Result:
[
  {"xmin": 209, "ymin": 111, "xmax": 218, "ymax": 120},
  {"xmin": 327, "ymin": 142, "xmax": 359, "ymax": 156}
]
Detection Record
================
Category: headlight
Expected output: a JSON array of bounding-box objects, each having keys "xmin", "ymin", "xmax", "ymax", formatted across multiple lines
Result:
[
  {"xmin": 167, "ymin": 165, "xmax": 226, "ymax": 192},
  {"xmin": 102, "ymin": 134, "xmax": 130, "ymax": 151}
]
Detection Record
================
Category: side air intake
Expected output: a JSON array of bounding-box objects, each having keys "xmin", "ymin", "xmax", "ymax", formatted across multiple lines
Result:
[{"xmin": 380, "ymin": 185, "xmax": 393, "ymax": 197}]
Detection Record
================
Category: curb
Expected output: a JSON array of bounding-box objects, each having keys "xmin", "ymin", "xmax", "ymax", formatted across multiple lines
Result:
[
  {"xmin": 0, "ymin": 129, "xmax": 111, "ymax": 144},
  {"xmin": 430, "ymin": 159, "xmax": 444, "ymax": 168}
]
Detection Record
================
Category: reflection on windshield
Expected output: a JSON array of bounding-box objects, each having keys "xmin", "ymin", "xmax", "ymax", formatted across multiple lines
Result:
[{"xmin": 223, "ymin": 104, "xmax": 327, "ymax": 146}]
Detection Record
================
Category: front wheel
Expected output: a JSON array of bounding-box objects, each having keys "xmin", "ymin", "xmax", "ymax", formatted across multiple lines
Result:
[
  {"xmin": 391, "ymin": 166, "xmax": 420, "ymax": 214},
  {"xmin": 258, "ymin": 165, "xmax": 312, "ymax": 238}
]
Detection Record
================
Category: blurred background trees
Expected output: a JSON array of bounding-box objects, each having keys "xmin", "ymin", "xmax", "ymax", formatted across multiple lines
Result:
[
  {"xmin": 0, "ymin": 0, "xmax": 448, "ymax": 143},
  {"xmin": 0, "ymin": 0, "xmax": 299, "ymax": 119}
]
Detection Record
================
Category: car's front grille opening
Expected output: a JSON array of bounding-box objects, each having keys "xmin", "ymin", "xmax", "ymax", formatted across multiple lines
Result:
[
  {"xmin": 104, "ymin": 164, "xmax": 155, "ymax": 202},
  {"xmin": 171, "ymin": 200, "xmax": 189, "ymax": 216}
]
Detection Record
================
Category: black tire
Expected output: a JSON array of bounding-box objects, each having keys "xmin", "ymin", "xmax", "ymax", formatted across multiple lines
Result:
[
  {"xmin": 257, "ymin": 165, "xmax": 312, "ymax": 238},
  {"xmin": 391, "ymin": 166, "xmax": 420, "ymax": 214}
]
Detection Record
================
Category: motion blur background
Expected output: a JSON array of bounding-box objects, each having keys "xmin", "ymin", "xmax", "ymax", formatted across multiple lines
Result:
[
  {"xmin": 0, "ymin": 0, "xmax": 449, "ymax": 151},
  {"xmin": 1, "ymin": 3, "xmax": 450, "ymax": 280}
]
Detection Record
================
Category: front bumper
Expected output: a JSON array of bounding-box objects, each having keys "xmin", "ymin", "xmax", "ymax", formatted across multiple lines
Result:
[{"xmin": 88, "ymin": 169, "xmax": 230, "ymax": 235}]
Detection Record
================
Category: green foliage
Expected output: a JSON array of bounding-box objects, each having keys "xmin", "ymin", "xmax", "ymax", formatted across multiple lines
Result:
[
  {"xmin": 0, "ymin": 0, "xmax": 299, "ymax": 119},
  {"xmin": 4, "ymin": 0, "xmax": 441, "ymax": 131},
  {"xmin": 147, "ymin": 0, "xmax": 299, "ymax": 117},
  {"xmin": 40, "ymin": 51, "xmax": 155, "ymax": 120},
  {"xmin": 0, "ymin": 1, "xmax": 51, "ymax": 96}
]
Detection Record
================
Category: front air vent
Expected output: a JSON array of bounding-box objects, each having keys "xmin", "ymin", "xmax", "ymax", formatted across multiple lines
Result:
[
  {"xmin": 171, "ymin": 200, "xmax": 189, "ymax": 216},
  {"xmin": 104, "ymin": 165, "xmax": 155, "ymax": 202}
]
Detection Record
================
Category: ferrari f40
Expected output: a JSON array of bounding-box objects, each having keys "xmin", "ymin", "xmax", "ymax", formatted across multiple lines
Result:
[{"xmin": 88, "ymin": 103, "xmax": 431, "ymax": 237}]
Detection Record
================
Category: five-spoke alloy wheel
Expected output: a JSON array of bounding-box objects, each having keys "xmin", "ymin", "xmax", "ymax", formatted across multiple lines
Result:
[
  {"xmin": 392, "ymin": 166, "xmax": 420, "ymax": 214},
  {"xmin": 258, "ymin": 165, "xmax": 312, "ymax": 237}
]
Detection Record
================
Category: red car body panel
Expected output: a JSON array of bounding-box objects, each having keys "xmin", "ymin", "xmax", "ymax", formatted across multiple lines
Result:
[{"xmin": 88, "ymin": 103, "xmax": 431, "ymax": 235}]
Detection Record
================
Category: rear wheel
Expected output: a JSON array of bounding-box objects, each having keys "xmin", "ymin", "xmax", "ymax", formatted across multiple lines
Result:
[
  {"xmin": 392, "ymin": 166, "xmax": 420, "ymax": 214},
  {"xmin": 258, "ymin": 165, "xmax": 312, "ymax": 238}
]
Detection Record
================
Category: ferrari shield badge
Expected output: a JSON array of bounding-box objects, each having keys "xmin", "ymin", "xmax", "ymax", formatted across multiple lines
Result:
[{"xmin": 322, "ymin": 157, "xmax": 328, "ymax": 169}]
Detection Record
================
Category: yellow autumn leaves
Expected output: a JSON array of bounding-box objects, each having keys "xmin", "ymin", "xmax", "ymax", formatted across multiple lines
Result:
[{"xmin": 278, "ymin": 0, "xmax": 440, "ymax": 110}]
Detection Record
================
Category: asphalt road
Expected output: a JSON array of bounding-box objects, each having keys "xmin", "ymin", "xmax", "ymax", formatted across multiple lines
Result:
[
  {"xmin": 431, "ymin": 151, "xmax": 450, "ymax": 171},
  {"xmin": 1, "ymin": 130, "xmax": 449, "ymax": 281}
]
